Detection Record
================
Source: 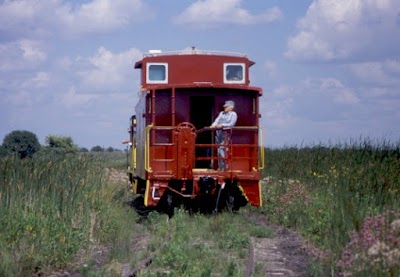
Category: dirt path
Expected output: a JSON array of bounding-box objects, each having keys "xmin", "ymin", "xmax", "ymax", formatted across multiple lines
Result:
[{"xmin": 243, "ymin": 212, "xmax": 310, "ymax": 277}]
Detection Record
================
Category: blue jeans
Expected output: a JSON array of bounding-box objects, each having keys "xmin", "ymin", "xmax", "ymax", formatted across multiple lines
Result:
[{"xmin": 215, "ymin": 130, "xmax": 231, "ymax": 170}]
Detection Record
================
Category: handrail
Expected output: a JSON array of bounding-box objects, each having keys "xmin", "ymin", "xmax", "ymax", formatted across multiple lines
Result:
[
  {"xmin": 196, "ymin": 126, "xmax": 259, "ymax": 134},
  {"xmin": 146, "ymin": 124, "xmax": 262, "ymax": 171},
  {"xmin": 259, "ymin": 126, "xmax": 265, "ymax": 170},
  {"xmin": 145, "ymin": 124, "xmax": 153, "ymax": 172},
  {"xmin": 133, "ymin": 145, "xmax": 136, "ymax": 170}
]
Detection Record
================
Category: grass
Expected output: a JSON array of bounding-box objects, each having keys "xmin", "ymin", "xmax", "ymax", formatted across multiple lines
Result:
[
  {"xmin": 3, "ymin": 138, "xmax": 398, "ymax": 276},
  {"xmin": 260, "ymin": 139, "xmax": 400, "ymax": 276},
  {"xmin": 0, "ymin": 153, "xmax": 138, "ymax": 276},
  {"xmin": 138, "ymin": 209, "xmax": 272, "ymax": 276}
]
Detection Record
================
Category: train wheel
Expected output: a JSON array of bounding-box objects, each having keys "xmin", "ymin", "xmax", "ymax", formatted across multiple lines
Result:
[
  {"xmin": 129, "ymin": 195, "xmax": 150, "ymax": 221},
  {"xmin": 225, "ymin": 182, "xmax": 248, "ymax": 213}
]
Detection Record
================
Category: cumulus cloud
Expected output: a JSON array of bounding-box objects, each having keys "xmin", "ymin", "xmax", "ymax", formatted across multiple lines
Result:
[
  {"xmin": 285, "ymin": 0, "xmax": 400, "ymax": 62},
  {"xmin": 0, "ymin": 40, "xmax": 47, "ymax": 71},
  {"xmin": 264, "ymin": 77, "xmax": 359, "ymax": 133},
  {"xmin": 22, "ymin": 71, "xmax": 50, "ymax": 89},
  {"xmin": 173, "ymin": 0, "xmax": 282, "ymax": 28},
  {"xmin": 61, "ymin": 87, "xmax": 98, "ymax": 109},
  {"xmin": 0, "ymin": 0, "xmax": 152, "ymax": 38},
  {"xmin": 263, "ymin": 61, "xmax": 279, "ymax": 82},
  {"xmin": 303, "ymin": 77, "xmax": 359, "ymax": 104},
  {"xmin": 349, "ymin": 59, "xmax": 400, "ymax": 86},
  {"xmin": 77, "ymin": 46, "xmax": 142, "ymax": 92}
]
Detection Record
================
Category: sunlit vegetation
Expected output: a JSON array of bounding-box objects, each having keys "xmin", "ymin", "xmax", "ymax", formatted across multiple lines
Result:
[
  {"xmin": 138, "ymin": 210, "xmax": 271, "ymax": 277},
  {"xmin": 0, "ymin": 153, "xmax": 137, "ymax": 276},
  {"xmin": 2, "ymin": 128, "xmax": 399, "ymax": 276},
  {"xmin": 260, "ymin": 139, "xmax": 400, "ymax": 276}
]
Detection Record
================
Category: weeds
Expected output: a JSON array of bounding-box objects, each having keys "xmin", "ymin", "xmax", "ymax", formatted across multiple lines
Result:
[
  {"xmin": 337, "ymin": 210, "xmax": 400, "ymax": 276},
  {"xmin": 0, "ymin": 154, "xmax": 138, "ymax": 276},
  {"xmin": 261, "ymin": 139, "xmax": 400, "ymax": 275},
  {"xmin": 139, "ymin": 210, "xmax": 263, "ymax": 276}
]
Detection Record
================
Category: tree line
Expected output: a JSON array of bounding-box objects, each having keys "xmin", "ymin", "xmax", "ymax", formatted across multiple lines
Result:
[{"xmin": 0, "ymin": 130, "xmax": 122, "ymax": 158}]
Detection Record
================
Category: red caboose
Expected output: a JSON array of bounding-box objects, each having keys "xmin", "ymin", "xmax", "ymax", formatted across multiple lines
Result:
[{"xmin": 127, "ymin": 49, "xmax": 264, "ymax": 212}]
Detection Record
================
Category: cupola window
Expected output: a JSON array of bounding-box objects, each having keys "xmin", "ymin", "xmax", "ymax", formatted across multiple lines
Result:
[
  {"xmin": 147, "ymin": 63, "xmax": 168, "ymax": 84},
  {"xmin": 224, "ymin": 63, "xmax": 245, "ymax": 84}
]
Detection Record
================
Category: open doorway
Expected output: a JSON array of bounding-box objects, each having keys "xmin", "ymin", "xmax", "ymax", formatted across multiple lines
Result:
[{"xmin": 190, "ymin": 96, "xmax": 214, "ymax": 168}]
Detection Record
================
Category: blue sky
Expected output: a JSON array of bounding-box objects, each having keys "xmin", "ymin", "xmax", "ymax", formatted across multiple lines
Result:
[{"xmin": 1, "ymin": 0, "xmax": 399, "ymax": 149}]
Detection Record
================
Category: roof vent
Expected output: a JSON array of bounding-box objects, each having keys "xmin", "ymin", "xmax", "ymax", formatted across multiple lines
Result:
[{"xmin": 149, "ymin": 50, "xmax": 162, "ymax": 54}]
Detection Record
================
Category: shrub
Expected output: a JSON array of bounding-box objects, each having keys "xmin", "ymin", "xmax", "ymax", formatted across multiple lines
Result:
[
  {"xmin": 45, "ymin": 135, "xmax": 78, "ymax": 153},
  {"xmin": 91, "ymin": 145, "xmax": 104, "ymax": 152},
  {"xmin": 2, "ymin": 130, "xmax": 41, "ymax": 158}
]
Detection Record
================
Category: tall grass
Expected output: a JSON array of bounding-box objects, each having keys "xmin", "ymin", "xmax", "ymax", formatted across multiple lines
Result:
[
  {"xmin": 261, "ymin": 139, "xmax": 400, "ymax": 275},
  {"xmin": 0, "ymin": 154, "xmax": 136, "ymax": 276},
  {"xmin": 139, "ymin": 209, "xmax": 271, "ymax": 276}
]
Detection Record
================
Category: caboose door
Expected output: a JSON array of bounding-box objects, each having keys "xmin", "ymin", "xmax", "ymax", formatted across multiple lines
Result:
[{"xmin": 190, "ymin": 96, "xmax": 214, "ymax": 168}]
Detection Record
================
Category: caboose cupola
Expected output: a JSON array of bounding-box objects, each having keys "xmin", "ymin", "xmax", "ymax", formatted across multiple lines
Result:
[{"xmin": 134, "ymin": 49, "xmax": 255, "ymax": 88}]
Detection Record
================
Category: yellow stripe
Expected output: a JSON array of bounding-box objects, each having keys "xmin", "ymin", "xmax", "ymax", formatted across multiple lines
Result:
[
  {"xmin": 144, "ymin": 180, "xmax": 150, "ymax": 206},
  {"xmin": 238, "ymin": 183, "xmax": 250, "ymax": 202},
  {"xmin": 258, "ymin": 181, "xmax": 263, "ymax": 207},
  {"xmin": 132, "ymin": 178, "xmax": 137, "ymax": 194},
  {"xmin": 145, "ymin": 124, "xmax": 153, "ymax": 172}
]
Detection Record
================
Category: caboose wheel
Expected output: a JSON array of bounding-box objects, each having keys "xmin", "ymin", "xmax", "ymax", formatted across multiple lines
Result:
[{"xmin": 222, "ymin": 182, "xmax": 248, "ymax": 213}]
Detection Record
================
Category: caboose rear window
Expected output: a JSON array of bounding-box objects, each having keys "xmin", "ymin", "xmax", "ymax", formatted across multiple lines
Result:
[
  {"xmin": 224, "ymin": 63, "xmax": 245, "ymax": 84},
  {"xmin": 147, "ymin": 63, "xmax": 168, "ymax": 84}
]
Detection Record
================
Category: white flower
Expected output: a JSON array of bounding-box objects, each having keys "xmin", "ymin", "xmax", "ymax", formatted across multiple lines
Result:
[
  {"xmin": 368, "ymin": 241, "xmax": 389, "ymax": 256},
  {"xmin": 390, "ymin": 219, "xmax": 400, "ymax": 232}
]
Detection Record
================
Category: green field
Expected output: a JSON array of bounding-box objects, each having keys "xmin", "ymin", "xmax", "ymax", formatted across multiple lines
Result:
[
  {"xmin": 1, "ymin": 140, "xmax": 399, "ymax": 276},
  {"xmin": 261, "ymin": 139, "xmax": 400, "ymax": 276}
]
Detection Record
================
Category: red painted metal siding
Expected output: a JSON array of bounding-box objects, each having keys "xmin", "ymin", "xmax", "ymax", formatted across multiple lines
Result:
[{"xmin": 136, "ymin": 54, "xmax": 253, "ymax": 87}]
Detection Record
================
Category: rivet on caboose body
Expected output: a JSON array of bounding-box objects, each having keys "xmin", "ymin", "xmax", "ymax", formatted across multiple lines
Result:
[{"xmin": 127, "ymin": 49, "xmax": 264, "ymax": 212}]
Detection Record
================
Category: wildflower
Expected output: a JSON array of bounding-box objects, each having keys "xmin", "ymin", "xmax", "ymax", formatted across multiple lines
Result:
[
  {"xmin": 387, "ymin": 249, "xmax": 400, "ymax": 268},
  {"xmin": 390, "ymin": 219, "xmax": 400, "ymax": 232},
  {"xmin": 367, "ymin": 241, "xmax": 389, "ymax": 257}
]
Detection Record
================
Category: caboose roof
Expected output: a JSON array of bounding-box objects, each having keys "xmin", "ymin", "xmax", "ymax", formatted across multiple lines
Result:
[{"xmin": 134, "ymin": 49, "xmax": 255, "ymax": 69}]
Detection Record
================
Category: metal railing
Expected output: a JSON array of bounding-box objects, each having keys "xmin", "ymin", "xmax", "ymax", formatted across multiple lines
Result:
[{"xmin": 144, "ymin": 124, "xmax": 263, "ymax": 173}]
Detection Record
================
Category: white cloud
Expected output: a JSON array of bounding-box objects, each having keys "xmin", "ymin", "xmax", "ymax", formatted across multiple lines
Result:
[
  {"xmin": 264, "ymin": 77, "xmax": 359, "ymax": 133},
  {"xmin": 285, "ymin": 0, "xmax": 400, "ymax": 62},
  {"xmin": 0, "ymin": 40, "xmax": 47, "ymax": 71},
  {"xmin": 174, "ymin": 0, "xmax": 282, "ymax": 28},
  {"xmin": 64, "ymin": 0, "xmax": 152, "ymax": 35},
  {"xmin": 0, "ymin": 0, "xmax": 152, "ymax": 38},
  {"xmin": 22, "ymin": 71, "xmax": 50, "ymax": 89},
  {"xmin": 61, "ymin": 87, "xmax": 97, "ymax": 109},
  {"xmin": 303, "ymin": 77, "xmax": 359, "ymax": 104},
  {"xmin": 77, "ymin": 46, "xmax": 142, "ymax": 92},
  {"xmin": 263, "ymin": 61, "xmax": 279, "ymax": 82},
  {"xmin": 349, "ymin": 59, "xmax": 400, "ymax": 86}
]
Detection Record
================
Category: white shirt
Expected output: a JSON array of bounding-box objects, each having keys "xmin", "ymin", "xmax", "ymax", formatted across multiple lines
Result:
[{"xmin": 211, "ymin": 111, "xmax": 237, "ymax": 128}]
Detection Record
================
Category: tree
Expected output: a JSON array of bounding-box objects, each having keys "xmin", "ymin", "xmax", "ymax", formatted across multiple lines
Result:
[
  {"xmin": 0, "ymin": 145, "xmax": 8, "ymax": 157},
  {"xmin": 91, "ymin": 145, "xmax": 104, "ymax": 152},
  {"xmin": 45, "ymin": 135, "xmax": 79, "ymax": 153},
  {"xmin": 2, "ymin": 130, "xmax": 41, "ymax": 158}
]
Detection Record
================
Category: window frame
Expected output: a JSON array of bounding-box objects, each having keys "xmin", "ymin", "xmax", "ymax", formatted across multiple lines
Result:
[
  {"xmin": 223, "ymin": 63, "xmax": 245, "ymax": 84},
  {"xmin": 146, "ymin": 63, "xmax": 168, "ymax": 84}
]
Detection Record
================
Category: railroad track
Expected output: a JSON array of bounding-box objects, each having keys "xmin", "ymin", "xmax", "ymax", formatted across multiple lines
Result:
[{"xmin": 243, "ymin": 212, "xmax": 309, "ymax": 277}]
